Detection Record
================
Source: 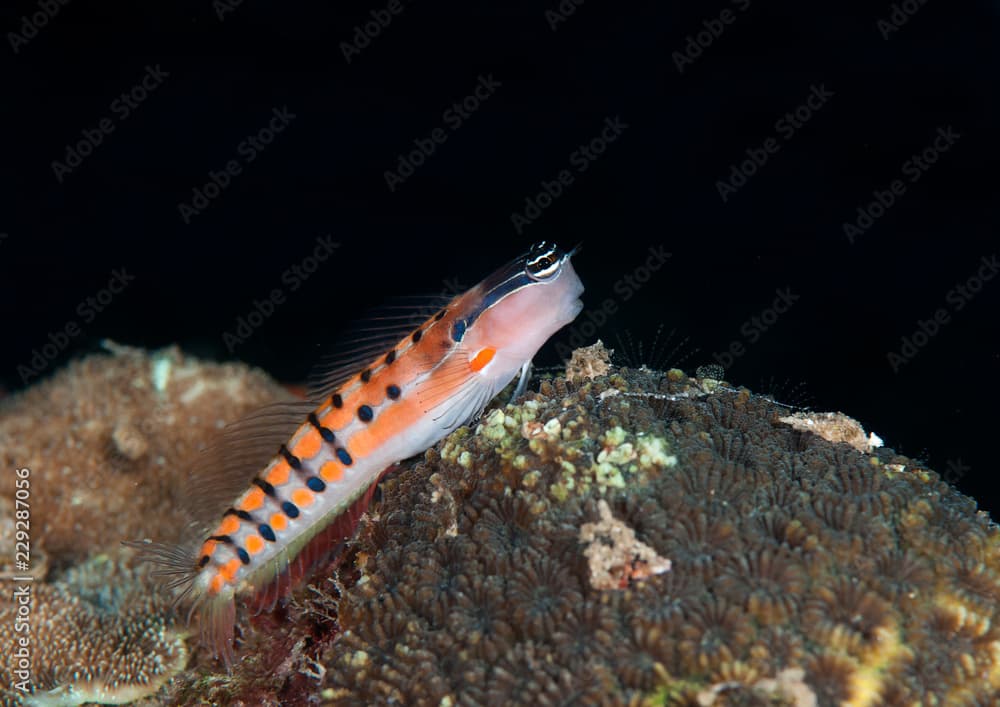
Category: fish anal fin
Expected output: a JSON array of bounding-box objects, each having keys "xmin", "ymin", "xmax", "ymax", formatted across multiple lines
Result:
[{"xmin": 202, "ymin": 592, "xmax": 237, "ymax": 671}]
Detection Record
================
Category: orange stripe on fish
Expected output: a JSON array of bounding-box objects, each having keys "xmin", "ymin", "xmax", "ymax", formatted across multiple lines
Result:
[{"xmin": 123, "ymin": 241, "xmax": 584, "ymax": 669}]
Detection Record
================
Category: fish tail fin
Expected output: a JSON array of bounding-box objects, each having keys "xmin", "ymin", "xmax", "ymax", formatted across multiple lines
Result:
[
  {"xmin": 123, "ymin": 538, "xmax": 237, "ymax": 670},
  {"xmin": 121, "ymin": 538, "xmax": 200, "ymax": 605}
]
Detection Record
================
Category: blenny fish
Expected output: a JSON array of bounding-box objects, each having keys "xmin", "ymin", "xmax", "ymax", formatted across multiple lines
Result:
[{"xmin": 127, "ymin": 241, "xmax": 584, "ymax": 666}]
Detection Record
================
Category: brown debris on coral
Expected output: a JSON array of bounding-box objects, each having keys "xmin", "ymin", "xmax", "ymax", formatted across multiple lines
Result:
[
  {"xmin": 777, "ymin": 411, "xmax": 882, "ymax": 454},
  {"xmin": 579, "ymin": 499, "xmax": 671, "ymax": 590},
  {"xmin": 565, "ymin": 340, "xmax": 613, "ymax": 382}
]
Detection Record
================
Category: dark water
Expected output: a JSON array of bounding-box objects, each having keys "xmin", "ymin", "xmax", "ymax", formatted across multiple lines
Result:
[{"xmin": 2, "ymin": 1, "xmax": 997, "ymax": 516}]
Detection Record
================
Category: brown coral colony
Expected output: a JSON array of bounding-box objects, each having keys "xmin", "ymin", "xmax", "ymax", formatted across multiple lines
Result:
[
  {"xmin": 3, "ymin": 344, "xmax": 1000, "ymax": 705},
  {"xmin": 326, "ymin": 358, "xmax": 1000, "ymax": 705}
]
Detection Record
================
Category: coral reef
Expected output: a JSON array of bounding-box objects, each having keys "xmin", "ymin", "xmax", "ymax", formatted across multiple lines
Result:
[
  {"xmin": 324, "ymin": 363, "xmax": 1000, "ymax": 705},
  {"xmin": 0, "ymin": 345, "xmax": 287, "ymax": 704},
  {"xmin": 0, "ymin": 342, "xmax": 289, "ymax": 568},
  {"xmin": 4, "ymin": 344, "xmax": 1000, "ymax": 706},
  {"xmin": 0, "ymin": 556, "xmax": 186, "ymax": 706}
]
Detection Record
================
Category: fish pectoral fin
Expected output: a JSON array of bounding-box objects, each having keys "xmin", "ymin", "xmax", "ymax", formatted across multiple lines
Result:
[{"xmin": 414, "ymin": 352, "xmax": 498, "ymax": 432}]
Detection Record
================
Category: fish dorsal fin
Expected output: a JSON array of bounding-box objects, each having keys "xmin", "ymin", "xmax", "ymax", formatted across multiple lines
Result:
[
  {"xmin": 186, "ymin": 400, "xmax": 317, "ymax": 535},
  {"xmin": 306, "ymin": 295, "xmax": 456, "ymax": 402}
]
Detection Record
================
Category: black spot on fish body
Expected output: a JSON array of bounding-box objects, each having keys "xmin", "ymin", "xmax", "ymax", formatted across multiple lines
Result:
[
  {"xmin": 358, "ymin": 405, "xmax": 374, "ymax": 422},
  {"xmin": 236, "ymin": 547, "xmax": 250, "ymax": 565},
  {"xmin": 259, "ymin": 524, "xmax": 276, "ymax": 542},
  {"xmin": 253, "ymin": 477, "xmax": 277, "ymax": 496},
  {"xmin": 386, "ymin": 384, "xmax": 401, "ymax": 400},
  {"xmin": 361, "ymin": 369, "xmax": 372, "ymax": 383},
  {"xmin": 282, "ymin": 501, "xmax": 300, "ymax": 519},
  {"xmin": 306, "ymin": 476, "xmax": 326, "ymax": 492},
  {"xmin": 308, "ymin": 412, "xmax": 336, "ymax": 443},
  {"xmin": 225, "ymin": 508, "xmax": 255, "ymax": 521},
  {"xmin": 279, "ymin": 445, "xmax": 302, "ymax": 470},
  {"xmin": 336, "ymin": 448, "xmax": 353, "ymax": 465}
]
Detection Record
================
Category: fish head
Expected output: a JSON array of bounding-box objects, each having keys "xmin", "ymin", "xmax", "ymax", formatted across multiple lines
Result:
[{"xmin": 459, "ymin": 241, "xmax": 584, "ymax": 367}]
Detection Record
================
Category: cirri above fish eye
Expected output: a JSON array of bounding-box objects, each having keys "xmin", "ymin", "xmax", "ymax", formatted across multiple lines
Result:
[{"xmin": 525, "ymin": 241, "xmax": 563, "ymax": 281}]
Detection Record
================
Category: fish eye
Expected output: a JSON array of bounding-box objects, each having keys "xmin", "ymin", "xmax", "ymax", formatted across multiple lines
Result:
[{"xmin": 525, "ymin": 241, "xmax": 563, "ymax": 281}]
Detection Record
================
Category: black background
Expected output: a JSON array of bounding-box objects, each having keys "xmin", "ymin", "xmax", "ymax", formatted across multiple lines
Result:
[{"xmin": 2, "ymin": 2, "xmax": 997, "ymax": 516}]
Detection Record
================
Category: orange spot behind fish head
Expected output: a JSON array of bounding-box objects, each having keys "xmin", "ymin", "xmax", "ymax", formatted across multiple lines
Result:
[{"xmin": 470, "ymin": 347, "xmax": 496, "ymax": 372}]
